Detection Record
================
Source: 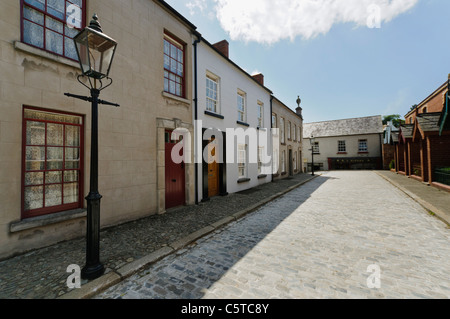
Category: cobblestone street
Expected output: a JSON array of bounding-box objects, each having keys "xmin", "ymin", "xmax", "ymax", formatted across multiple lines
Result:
[{"xmin": 96, "ymin": 171, "xmax": 450, "ymax": 299}]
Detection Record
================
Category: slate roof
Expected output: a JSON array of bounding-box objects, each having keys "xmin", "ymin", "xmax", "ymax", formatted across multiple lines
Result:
[
  {"xmin": 303, "ymin": 116, "xmax": 383, "ymax": 138},
  {"xmin": 416, "ymin": 112, "xmax": 442, "ymax": 132},
  {"xmin": 399, "ymin": 124, "xmax": 414, "ymax": 139},
  {"xmin": 391, "ymin": 132, "xmax": 399, "ymax": 143}
]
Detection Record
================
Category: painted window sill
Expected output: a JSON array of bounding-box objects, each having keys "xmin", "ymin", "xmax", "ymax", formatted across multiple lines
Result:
[
  {"xmin": 162, "ymin": 91, "xmax": 191, "ymax": 105},
  {"xmin": 236, "ymin": 120, "xmax": 250, "ymax": 127},
  {"xmin": 14, "ymin": 41, "xmax": 80, "ymax": 69},
  {"xmin": 204, "ymin": 110, "xmax": 224, "ymax": 119},
  {"xmin": 10, "ymin": 208, "xmax": 86, "ymax": 233},
  {"xmin": 257, "ymin": 174, "xmax": 267, "ymax": 179},
  {"xmin": 237, "ymin": 178, "xmax": 251, "ymax": 183}
]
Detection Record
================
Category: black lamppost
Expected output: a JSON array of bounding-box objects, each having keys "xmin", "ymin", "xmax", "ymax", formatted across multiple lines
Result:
[
  {"xmin": 310, "ymin": 135, "xmax": 315, "ymax": 176},
  {"xmin": 65, "ymin": 14, "xmax": 119, "ymax": 280}
]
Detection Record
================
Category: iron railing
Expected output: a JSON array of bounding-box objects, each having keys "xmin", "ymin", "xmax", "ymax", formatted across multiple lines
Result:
[{"xmin": 434, "ymin": 168, "xmax": 450, "ymax": 186}]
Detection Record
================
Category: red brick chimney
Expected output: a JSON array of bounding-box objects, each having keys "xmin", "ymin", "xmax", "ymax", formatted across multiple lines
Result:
[
  {"xmin": 213, "ymin": 40, "xmax": 229, "ymax": 58},
  {"xmin": 252, "ymin": 73, "xmax": 264, "ymax": 86}
]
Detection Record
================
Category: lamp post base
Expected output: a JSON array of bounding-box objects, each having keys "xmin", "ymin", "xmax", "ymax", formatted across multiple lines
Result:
[{"xmin": 81, "ymin": 263, "xmax": 105, "ymax": 280}]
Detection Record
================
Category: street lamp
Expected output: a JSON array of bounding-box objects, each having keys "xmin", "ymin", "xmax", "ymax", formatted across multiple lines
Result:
[
  {"xmin": 310, "ymin": 135, "xmax": 315, "ymax": 176},
  {"xmin": 65, "ymin": 14, "xmax": 119, "ymax": 280}
]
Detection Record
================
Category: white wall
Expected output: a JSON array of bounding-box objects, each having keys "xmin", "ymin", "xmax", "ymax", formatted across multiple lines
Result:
[
  {"xmin": 195, "ymin": 41, "xmax": 272, "ymax": 201},
  {"xmin": 303, "ymin": 134, "xmax": 382, "ymax": 171}
]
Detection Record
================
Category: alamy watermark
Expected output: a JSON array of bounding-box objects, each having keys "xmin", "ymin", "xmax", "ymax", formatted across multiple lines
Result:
[
  {"xmin": 367, "ymin": 264, "xmax": 381, "ymax": 289},
  {"xmin": 170, "ymin": 120, "xmax": 280, "ymax": 175},
  {"xmin": 367, "ymin": 4, "xmax": 382, "ymax": 29},
  {"xmin": 66, "ymin": 264, "xmax": 81, "ymax": 289}
]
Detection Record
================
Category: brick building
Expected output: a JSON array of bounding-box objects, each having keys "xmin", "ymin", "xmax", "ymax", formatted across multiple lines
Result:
[{"xmin": 393, "ymin": 78, "xmax": 450, "ymax": 192}]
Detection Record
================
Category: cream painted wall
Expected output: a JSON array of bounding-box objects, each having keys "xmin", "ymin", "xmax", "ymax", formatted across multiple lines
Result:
[{"xmin": 0, "ymin": 0, "xmax": 195, "ymax": 259}]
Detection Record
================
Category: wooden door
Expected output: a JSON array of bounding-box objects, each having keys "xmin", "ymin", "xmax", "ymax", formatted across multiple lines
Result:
[
  {"xmin": 165, "ymin": 130, "xmax": 185, "ymax": 209},
  {"xmin": 208, "ymin": 140, "xmax": 219, "ymax": 198}
]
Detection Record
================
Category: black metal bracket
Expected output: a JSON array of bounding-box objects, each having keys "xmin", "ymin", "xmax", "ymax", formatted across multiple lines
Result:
[{"xmin": 64, "ymin": 92, "xmax": 120, "ymax": 107}]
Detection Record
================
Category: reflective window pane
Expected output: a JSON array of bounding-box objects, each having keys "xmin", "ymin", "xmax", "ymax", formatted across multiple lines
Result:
[
  {"xmin": 64, "ymin": 170, "xmax": 79, "ymax": 183},
  {"xmin": 65, "ymin": 125, "xmax": 80, "ymax": 146},
  {"xmin": 45, "ymin": 171, "xmax": 62, "ymax": 184},
  {"xmin": 47, "ymin": 123, "xmax": 64, "ymax": 146},
  {"xmin": 45, "ymin": 184, "xmax": 62, "ymax": 207},
  {"xmin": 64, "ymin": 182, "xmax": 78, "ymax": 204},
  {"xmin": 65, "ymin": 148, "xmax": 80, "ymax": 169},
  {"xmin": 47, "ymin": 0, "xmax": 65, "ymax": 20},
  {"xmin": 46, "ymin": 29, "xmax": 63, "ymax": 55},
  {"xmin": 25, "ymin": 172, "xmax": 44, "ymax": 186},
  {"xmin": 26, "ymin": 121, "xmax": 45, "ymax": 145},
  {"xmin": 23, "ymin": 20, "xmax": 44, "ymax": 49},
  {"xmin": 26, "ymin": 146, "xmax": 45, "ymax": 171},
  {"xmin": 47, "ymin": 147, "xmax": 64, "ymax": 170},
  {"xmin": 24, "ymin": 186, "xmax": 44, "ymax": 210}
]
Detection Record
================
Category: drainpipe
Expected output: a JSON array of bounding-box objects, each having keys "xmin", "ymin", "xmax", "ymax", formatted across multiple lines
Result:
[
  {"xmin": 193, "ymin": 33, "xmax": 201, "ymax": 204},
  {"xmin": 270, "ymin": 95, "xmax": 274, "ymax": 182}
]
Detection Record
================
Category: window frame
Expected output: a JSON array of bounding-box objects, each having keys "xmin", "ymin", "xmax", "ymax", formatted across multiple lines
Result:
[
  {"xmin": 238, "ymin": 144, "xmax": 247, "ymax": 178},
  {"xmin": 281, "ymin": 150, "xmax": 286, "ymax": 173},
  {"xmin": 257, "ymin": 101, "xmax": 264, "ymax": 128},
  {"xmin": 280, "ymin": 117, "xmax": 285, "ymax": 144},
  {"xmin": 287, "ymin": 121, "xmax": 291, "ymax": 140},
  {"xmin": 20, "ymin": 0, "xmax": 86, "ymax": 61},
  {"xmin": 163, "ymin": 32, "xmax": 186, "ymax": 98},
  {"xmin": 21, "ymin": 106, "xmax": 85, "ymax": 219},
  {"xmin": 271, "ymin": 113, "xmax": 277, "ymax": 129},
  {"xmin": 237, "ymin": 90, "xmax": 246, "ymax": 123},
  {"xmin": 358, "ymin": 139, "xmax": 368, "ymax": 153},
  {"xmin": 206, "ymin": 73, "xmax": 220, "ymax": 114},
  {"xmin": 338, "ymin": 140, "xmax": 347, "ymax": 153}
]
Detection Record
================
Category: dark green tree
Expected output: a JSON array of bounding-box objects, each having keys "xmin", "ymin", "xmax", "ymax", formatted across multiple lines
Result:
[{"xmin": 382, "ymin": 114, "xmax": 405, "ymax": 128}]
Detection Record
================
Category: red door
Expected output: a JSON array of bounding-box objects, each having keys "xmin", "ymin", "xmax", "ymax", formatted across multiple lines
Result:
[{"xmin": 165, "ymin": 130, "xmax": 185, "ymax": 209}]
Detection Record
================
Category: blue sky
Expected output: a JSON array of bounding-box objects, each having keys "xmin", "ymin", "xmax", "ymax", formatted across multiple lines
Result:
[{"xmin": 166, "ymin": 0, "xmax": 450, "ymax": 123}]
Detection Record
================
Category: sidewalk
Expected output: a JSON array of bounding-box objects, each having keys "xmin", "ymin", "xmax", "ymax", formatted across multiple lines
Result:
[
  {"xmin": 376, "ymin": 170, "xmax": 450, "ymax": 227},
  {"xmin": 0, "ymin": 173, "xmax": 318, "ymax": 299}
]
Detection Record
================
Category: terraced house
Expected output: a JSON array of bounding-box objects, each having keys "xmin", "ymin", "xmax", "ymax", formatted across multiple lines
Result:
[
  {"xmin": 0, "ymin": 0, "xmax": 197, "ymax": 259},
  {"xmin": 194, "ymin": 38, "xmax": 273, "ymax": 202}
]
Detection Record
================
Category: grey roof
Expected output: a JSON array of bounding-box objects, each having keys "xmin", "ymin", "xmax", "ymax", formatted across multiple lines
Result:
[
  {"xmin": 303, "ymin": 116, "xmax": 383, "ymax": 138},
  {"xmin": 416, "ymin": 113, "xmax": 441, "ymax": 132},
  {"xmin": 399, "ymin": 124, "xmax": 414, "ymax": 138},
  {"xmin": 391, "ymin": 132, "xmax": 399, "ymax": 143}
]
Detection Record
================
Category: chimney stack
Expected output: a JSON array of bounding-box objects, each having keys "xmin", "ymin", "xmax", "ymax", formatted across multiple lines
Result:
[
  {"xmin": 213, "ymin": 40, "xmax": 229, "ymax": 58},
  {"xmin": 252, "ymin": 73, "xmax": 264, "ymax": 86}
]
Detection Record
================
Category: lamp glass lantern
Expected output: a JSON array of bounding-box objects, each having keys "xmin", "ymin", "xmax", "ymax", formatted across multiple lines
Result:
[
  {"xmin": 310, "ymin": 136, "xmax": 316, "ymax": 147},
  {"xmin": 73, "ymin": 15, "xmax": 117, "ymax": 80}
]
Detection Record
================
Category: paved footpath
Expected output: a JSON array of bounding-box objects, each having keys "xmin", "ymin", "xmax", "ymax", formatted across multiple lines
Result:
[{"xmin": 96, "ymin": 171, "xmax": 450, "ymax": 299}]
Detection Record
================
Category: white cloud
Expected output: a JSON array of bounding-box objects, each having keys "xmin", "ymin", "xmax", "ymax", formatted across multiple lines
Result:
[
  {"xmin": 186, "ymin": 0, "xmax": 208, "ymax": 15},
  {"xmin": 212, "ymin": 0, "xmax": 418, "ymax": 44}
]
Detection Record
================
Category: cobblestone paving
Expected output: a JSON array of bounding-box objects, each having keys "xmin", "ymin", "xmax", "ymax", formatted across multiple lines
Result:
[
  {"xmin": 97, "ymin": 171, "xmax": 450, "ymax": 299},
  {"xmin": 0, "ymin": 173, "xmax": 312, "ymax": 299}
]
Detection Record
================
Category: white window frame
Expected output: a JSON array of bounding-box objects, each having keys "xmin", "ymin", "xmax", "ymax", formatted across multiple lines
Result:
[
  {"xmin": 281, "ymin": 150, "xmax": 286, "ymax": 173},
  {"xmin": 237, "ymin": 90, "xmax": 246, "ymax": 122},
  {"xmin": 257, "ymin": 101, "xmax": 264, "ymax": 128},
  {"xmin": 258, "ymin": 146, "xmax": 264, "ymax": 174},
  {"xmin": 287, "ymin": 121, "xmax": 291, "ymax": 140},
  {"xmin": 338, "ymin": 140, "xmax": 346, "ymax": 153},
  {"xmin": 359, "ymin": 139, "xmax": 368, "ymax": 152},
  {"xmin": 238, "ymin": 144, "xmax": 247, "ymax": 178},
  {"xmin": 280, "ymin": 117, "xmax": 285, "ymax": 144},
  {"xmin": 206, "ymin": 73, "xmax": 220, "ymax": 114}
]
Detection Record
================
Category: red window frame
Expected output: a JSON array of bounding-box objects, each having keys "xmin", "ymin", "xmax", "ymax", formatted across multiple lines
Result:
[
  {"xmin": 21, "ymin": 106, "xmax": 85, "ymax": 219},
  {"xmin": 163, "ymin": 32, "xmax": 186, "ymax": 98},
  {"xmin": 20, "ymin": 0, "xmax": 86, "ymax": 61}
]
